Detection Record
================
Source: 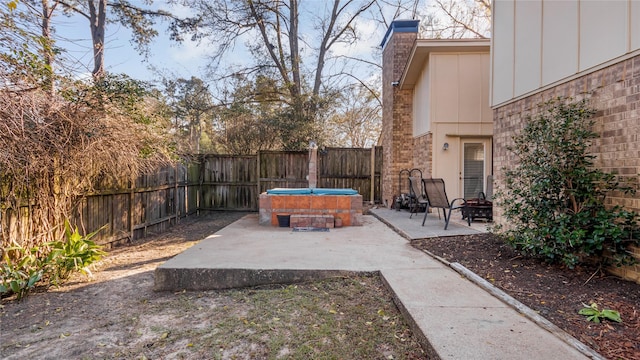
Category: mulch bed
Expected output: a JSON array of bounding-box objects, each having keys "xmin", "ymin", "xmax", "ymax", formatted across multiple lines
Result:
[{"xmin": 411, "ymin": 233, "xmax": 640, "ymax": 360}]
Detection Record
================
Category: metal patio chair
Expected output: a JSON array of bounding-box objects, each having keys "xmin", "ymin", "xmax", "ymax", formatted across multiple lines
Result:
[
  {"xmin": 421, "ymin": 178, "xmax": 469, "ymax": 230},
  {"xmin": 395, "ymin": 168, "xmax": 423, "ymax": 211},
  {"xmin": 408, "ymin": 176, "xmax": 428, "ymax": 218}
]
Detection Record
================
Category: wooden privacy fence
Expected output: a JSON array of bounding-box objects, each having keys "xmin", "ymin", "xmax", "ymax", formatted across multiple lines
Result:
[
  {"xmin": 72, "ymin": 164, "xmax": 199, "ymax": 246},
  {"xmin": 2, "ymin": 147, "xmax": 381, "ymax": 247},
  {"xmin": 198, "ymin": 147, "xmax": 382, "ymax": 211}
]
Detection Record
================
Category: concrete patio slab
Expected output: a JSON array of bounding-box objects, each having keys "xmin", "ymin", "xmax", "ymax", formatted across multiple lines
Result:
[
  {"xmin": 154, "ymin": 213, "xmax": 597, "ymax": 360},
  {"xmin": 369, "ymin": 207, "xmax": 489, "ymax": 239}
]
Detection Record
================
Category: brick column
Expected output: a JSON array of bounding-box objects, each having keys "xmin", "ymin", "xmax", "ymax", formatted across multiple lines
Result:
[
  {"xmin": 381, "ymin": 20, "xmax": 418, "ymax": 207},
  {"xmin": 308, "ymin": 145, "xmax": 317, "ymax": 189}
]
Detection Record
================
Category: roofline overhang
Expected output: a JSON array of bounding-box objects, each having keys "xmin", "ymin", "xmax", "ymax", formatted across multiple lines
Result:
[{"xmin": 398, "ymin": 39, "xmax": 491, "ymax": 90}]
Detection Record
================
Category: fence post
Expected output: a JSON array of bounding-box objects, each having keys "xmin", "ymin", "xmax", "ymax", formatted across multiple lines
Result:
[
  {"xmin": 257, "ymin": 150, "xmax": 261, "ymax": 195},
  {"xmin": 370, "ymin": 147, "xmax": 375, "ymax": 205},
  {"xmin": 174, "ymin": 164, "xmax": 179, "ymax": 223},
  {"xmin": 183, "ymin": 163, "xmax": 188, "ymax": 217},
  {"xmin": 197, "ymin": 155, "xmax": 203, "ymax": 215},
  {"xmin": 128, "ymin": 174, "xmax": 134, "ymax": 242}
]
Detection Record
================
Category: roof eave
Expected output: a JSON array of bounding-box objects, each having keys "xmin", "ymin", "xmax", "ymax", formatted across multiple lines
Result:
[{"xmin": 399, "ymin": 39, "xmax": 491, "ymax": 90}]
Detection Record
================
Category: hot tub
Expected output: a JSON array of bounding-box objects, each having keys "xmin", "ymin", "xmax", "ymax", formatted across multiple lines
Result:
[
  {"xmin": 259, "ymin": 188, "xmax": 363, "ymax": 227},
  {"xmin": 266, "ymin": 188, "xmax": 359, "ymax": 195}
]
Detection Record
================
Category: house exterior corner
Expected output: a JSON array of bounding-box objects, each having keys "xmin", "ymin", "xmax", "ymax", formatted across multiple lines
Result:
[
  {"xmin": 381, "ymin": 21, "xmax": 492, "ymax": 205},
  {"xmin": 492, "ymin": 0, "xmax": 640, "ymax": 283}
]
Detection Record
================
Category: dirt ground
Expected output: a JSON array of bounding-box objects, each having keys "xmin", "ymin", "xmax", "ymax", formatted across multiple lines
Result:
[
  {"xmin": 3, "ymin": 212, "xmax": 639, "ymax": 360},
  {"xmin": 411, "ymin": 233, "xmax": 640, "ymax": 360},
  {"xmin": 0, "ymin": 212, "xmax": 425, "ymax": 360}
]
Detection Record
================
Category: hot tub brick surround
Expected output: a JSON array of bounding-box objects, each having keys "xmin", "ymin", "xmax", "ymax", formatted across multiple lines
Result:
[
  {"xmin": 290, "ymin": 214, "xmax": 335, "ymax": 229},
  {"xmin": 259, "ymin": 193, "xmax": 363, "ymax": 227},
  {"xmin": 293, "ymin": 197, "xmax": 311, "ymax": 209},
  {"xmin": 270, "ymin": 196, "xmax": 284, "ymax": 209}
]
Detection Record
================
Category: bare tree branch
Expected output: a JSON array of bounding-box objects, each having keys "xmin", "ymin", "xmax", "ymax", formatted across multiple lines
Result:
[
  {"xmin": 313, "ymin": 0, "xmax": 375, "ymax": 96},
  {"xmin": 430, "ymin": 0, "xmax": 491, "ymax": 39},
  {"xmin": 327, "ymin": 71, "xmax": 381, "ymax": 108}
]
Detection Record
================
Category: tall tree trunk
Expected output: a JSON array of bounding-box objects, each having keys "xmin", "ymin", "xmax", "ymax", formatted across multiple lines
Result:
[
  {"xmin": 248, "ymin": 0, "xmax": 292, "ymax": 97},
  {"xmin": 288, "ymin": 0, "xmax": 304, "ymax": 123},
  {"xmin": 313, "ymin": 0, "xmax": 339, "ymax": 97},
  {"xmin": 313, "ymin": 0, "xmax": 375, "ymax": 97},
  {"xmin": 41, "ymin": 0, "xmax": 55, "ymax": 95},
  {"xmin": 88, "ymin": 0, "xmax": 106, "ymax": 80},
  {"xmin": 288, "ymin": 0, "xmax": 301, "ymax": 99}
]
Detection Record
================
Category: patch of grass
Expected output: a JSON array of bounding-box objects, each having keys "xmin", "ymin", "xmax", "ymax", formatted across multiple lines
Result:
[{"xmin": 129, "ymin": 275, "xmax": 425, "ymax": 359}]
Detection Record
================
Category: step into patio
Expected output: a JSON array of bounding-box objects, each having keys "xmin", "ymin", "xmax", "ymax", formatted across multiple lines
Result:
[{"xmin": 290, "ymin": 214, "xmax": 335, "ymax": 228}]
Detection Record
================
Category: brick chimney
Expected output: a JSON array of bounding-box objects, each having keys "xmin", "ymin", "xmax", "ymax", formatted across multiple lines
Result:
[{"xmin": 380, "ymin": 20, "xmax": 418, "ymax": 208}]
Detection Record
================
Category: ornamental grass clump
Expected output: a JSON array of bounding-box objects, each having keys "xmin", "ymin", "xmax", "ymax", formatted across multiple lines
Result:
[{"xmin": 494, "ymin": 97, "xmax": 640, "ymax": 268}]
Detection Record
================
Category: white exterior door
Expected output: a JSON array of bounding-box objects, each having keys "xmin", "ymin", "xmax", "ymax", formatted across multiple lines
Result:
[{"xmin": 461, "ymin": 140, "xmax": 491, "ymax": 199}]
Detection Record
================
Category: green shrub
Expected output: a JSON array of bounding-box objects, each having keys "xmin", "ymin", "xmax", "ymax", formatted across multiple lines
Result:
[
  {"xmin": 1, "ymin": 221, "xmax": 105, "ymax": 300},
  {"xmin": 494, "ymin": 97, "xmax": 640, "ymax": 268},
  {"xmin": 0, "ymin": 246, "xmax": 44, "ymax": 300},
  {"xmin": 45, "ymin": 221, "xmax": 106, "ymax": 285}
]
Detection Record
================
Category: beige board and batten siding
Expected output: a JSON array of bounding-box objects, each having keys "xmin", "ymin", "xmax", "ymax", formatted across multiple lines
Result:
[
  {"xmin": 491, "ymin": 0, "xmax": 640, "ymax": 107},
  {"xmin": 401, "ymin": 40, "xmax": 492, "ymax": 199}
]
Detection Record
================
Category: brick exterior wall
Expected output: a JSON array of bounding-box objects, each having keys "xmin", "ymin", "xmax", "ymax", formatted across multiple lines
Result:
[
  {"xmin": 412, "ymin": 132, "xmax": 433, "ymax": 178},
  {"xmin": 494, "ymin": 54, "xmax": 640, "ymax": 283},
  {"xmin": 607, "ymin": 245, "xmax": 640, "ymax": 285},
  {"xmin": 381, "ymin": 31, "xmax": 418, "ymax": 207}
]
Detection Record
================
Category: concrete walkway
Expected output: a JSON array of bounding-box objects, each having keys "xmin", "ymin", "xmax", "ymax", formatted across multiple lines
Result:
[
  {"xmin": 370, "ymin": 207, "xmax": 490, "ymax": 239},
  {"xmin": 154, "ymin": 211, "xmax": 602, "ymax": 359}
]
